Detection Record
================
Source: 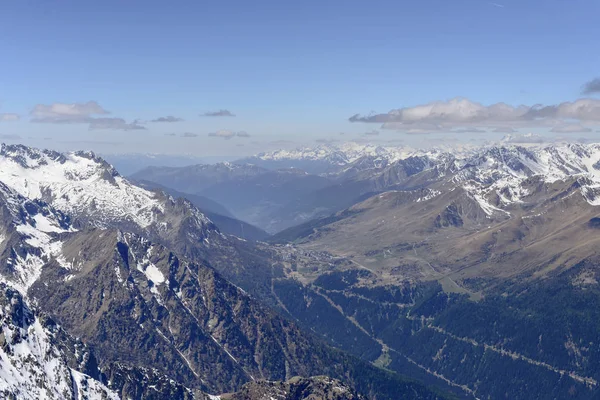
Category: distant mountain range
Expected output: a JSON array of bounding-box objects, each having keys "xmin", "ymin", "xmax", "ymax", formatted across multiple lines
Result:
[
  {"xmin": 101, "ymin": 153, "xmax": 234, "ymax": 176},
  {"xmin": 130, "ymin": 162, "xmax": 333, "ymax": 233},
  {"xmin": 128, "ymin": 142, "xmax": 521, "ymax": 234},
  {"xmin": 237, "ymin": 143, "xmax": 415, "ymax": 174},
  {"xmin": 276, "ymin": 143, "xmax": 600, "ymax": 286},
  {"xmin": 5, "ymin": 141, "xmax": 600, "ymax": 399},
  {"xmin": 132, "ymin": 178, "xmax": 270, "ymax": 241}
]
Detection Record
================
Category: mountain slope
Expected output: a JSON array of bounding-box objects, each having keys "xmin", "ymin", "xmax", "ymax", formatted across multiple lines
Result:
[
  {"xmin": 10, "ymin": 141, "xmax": 598, "ymax": 400},
  {"xmin": 30, "ymin": 229, "xmax": 307, "ymax": 392},
  {"xmin": 131, "ymin": 162, "xmax": 332, "ymax": 233},
  {"xmin": 129, "ymin": 162, "xmax": 268, "ymax": 193},
  {"xmin": 0, "ymin": 283, "xmax": 118, "ymax": 400},
  {"xmin": 0, "ymin": 143, "xmax": 452, "ymax": 400},
  {"xmin": 132, "ymin": 178, "xmax": 235, "ymax": 217},
  {"xmin": 262, "ymin": 143, "xmax": 600, "ymax": 399},
  {"xmin": 275, "ymin": 144, "xmax": 600, "ymax": 287},
  {"xmin": 133, "ymin": 179, "xmax": 270, "ymax": 241}
]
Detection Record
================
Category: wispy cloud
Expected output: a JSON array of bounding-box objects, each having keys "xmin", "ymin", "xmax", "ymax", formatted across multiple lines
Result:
[
  {"xmin": 151, "ymin": 116, "xmax": 183, "ymax": 123},
  {"xmin": 182, "ymin": 132, "xmax": 199, "ymax": 138},
  {"xmin": 201, "ymin": 109, "xmax": 235, "ymax": 117},
  {"xmin": 489, "ymin": 2, "xmax": 505, "ymax": 8},
  {"xmin": 0, "ymin": 113, "xmax": 19, "ymax": 122},
  {"xmin": 208, "ymin": 130, "xmax": 250, "ymax": 139},
  {"xmin": 31, "ymin": 101, "xmax": 145, "ymax": 131},
  {"xmin": 31, "ymin": 101, "xmax": 108, "ymax": 123},
  {"xmin": 88, "ymin": 118, "xmax": 146, "ymax": 131},
  {"xmin": 0, "ymin": 134, "xmax": 21, "ymax": 140},
  {"xmin": 164, "ymin": 133, "xmax": 177, "ymax": 137},
  {"xmin": 452, "ymin": 128, "xmax": 487, "ymax": 133}
]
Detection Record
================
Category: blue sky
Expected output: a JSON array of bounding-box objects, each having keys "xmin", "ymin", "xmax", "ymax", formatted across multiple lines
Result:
[{"xmin": 1, "ymin": 0, "xmax": 599, "ymax": 155}]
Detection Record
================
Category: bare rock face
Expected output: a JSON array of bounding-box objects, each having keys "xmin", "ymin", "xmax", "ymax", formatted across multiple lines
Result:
[
  {"xmin": 224, "ymin": 376, "xmax": 365, "ymax": 400},
  {"xmin": 28, "ymin": 229, "xmax": 308, "ymax": 394}
]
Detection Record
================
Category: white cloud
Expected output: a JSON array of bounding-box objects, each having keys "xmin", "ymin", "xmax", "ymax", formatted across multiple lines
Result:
[
  {"xmin": 31, "ymin": 101, "xmax": 145, "ymax": 131},
  {"xmin": 0, "ymin": 113, "xmax": 19, "ymax": 122},
  {"xmin": 350, "ymin": 97, "xmax": 600, "ymax": 133},
  {"xmin": 31, "ymin": 101, "xmax": 108, "ymax": 123},
  {"xmin": 88, "ymin": 118, "xmax": 145, "ymax": 131},
  {"xmin": 209, "ymin": 130, "xmax": 236, "ymax": 139},
  {"xmin": 500, "ymin": 132, "xmax": 546, "ymax": 144}
]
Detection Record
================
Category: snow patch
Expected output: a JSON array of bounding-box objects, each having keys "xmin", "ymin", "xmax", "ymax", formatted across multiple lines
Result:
[
  {"xmin": 0, "ymin": 306, "xmax": 119, "ymax": 399},
  {"xmin": 145, "ymin": 263, "xmax": 165, "ymax": 285}
]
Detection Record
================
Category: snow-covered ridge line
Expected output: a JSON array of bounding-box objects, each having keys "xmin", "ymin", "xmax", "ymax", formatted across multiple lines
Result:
[
  {"xmin": 257, "ymin": 142, "xmax": 600, "ymax": 213},
  {"xmin": 0, "ymin": 144, "xmax": 218, "ymax": 294},
  {"xmin": 256, "ymin": 141, "xmax": 600, "ymax": 208},
  {"xmin": 455, "ymin": 143, "xmax": 600, "ymax": 207},
  {"xmin": 250, "ymin": 141, "xmax": 515, "ymax": 165},
  {"xmin": 253, "ymin": 142, "xmax": 417, "ymax": 164},
  {"xmin": 252, "ymin": 141, "xmax": 600, "ymax": 169},
  {"xmin": 0, "ymin": 143, "xmax": 169, "ymax": 228}
]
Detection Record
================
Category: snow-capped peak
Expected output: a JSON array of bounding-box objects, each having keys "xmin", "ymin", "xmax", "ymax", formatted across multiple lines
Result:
[
  {"xmin": 443, "ymin": 142, "xmax": 600, "ymax": 211},
  {"xmin": 254, "ymin": 142, "xmax": 415, "ymax": 165},
  {"xmin": 0, "ymin": 143, "xmax": 165, "ymax": 229}
]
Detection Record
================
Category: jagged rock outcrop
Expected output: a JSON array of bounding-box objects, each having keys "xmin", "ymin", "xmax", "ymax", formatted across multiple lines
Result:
[{"xmin": 224, "ymin": 376, "xmax": 365, "ymax": 400}]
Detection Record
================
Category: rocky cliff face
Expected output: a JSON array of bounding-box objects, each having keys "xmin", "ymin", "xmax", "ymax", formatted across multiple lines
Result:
[
  {"xmin": 28, "ymin": 229, "xmax": 337, "ymax": 393},
  {"xmin": 223, "ymin": 376, "xmax": 365, "ymax": 400}
]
